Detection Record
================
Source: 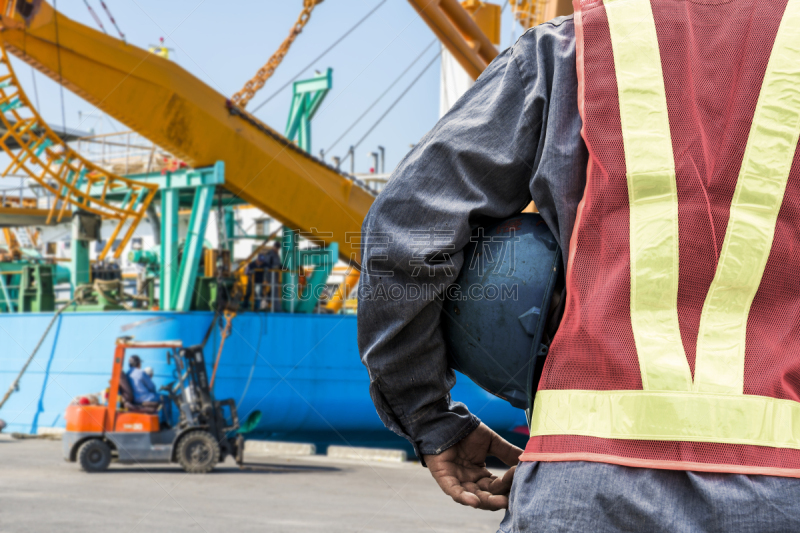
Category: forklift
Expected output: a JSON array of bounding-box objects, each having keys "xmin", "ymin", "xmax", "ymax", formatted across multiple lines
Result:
[{"xmin": 63, "ymin": 337, "xmax": 243, "ymax": 473}]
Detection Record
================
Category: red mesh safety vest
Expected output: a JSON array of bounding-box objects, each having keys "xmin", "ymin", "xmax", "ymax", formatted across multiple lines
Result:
[{"xmin": 521, "ymin": 0, "xmax": 800, "ymax": 477}]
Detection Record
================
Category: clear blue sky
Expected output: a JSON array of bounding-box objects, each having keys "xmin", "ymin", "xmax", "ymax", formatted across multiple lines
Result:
[{"xmin": 14, "ymin": 1, "xmax": 525, "ymax": 174}]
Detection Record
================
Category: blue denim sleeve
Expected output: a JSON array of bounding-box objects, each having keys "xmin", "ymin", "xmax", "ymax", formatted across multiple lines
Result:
[
  {"xmin": 357, "ymin": 17, "xmax": 585, "ymax": 458},
  {"xmin": 143, "ymin": 373, "xmax": 157, "ymax": 394}
]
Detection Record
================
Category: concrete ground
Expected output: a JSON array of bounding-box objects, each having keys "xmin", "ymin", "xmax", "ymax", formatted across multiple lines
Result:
[{"xmin": 0, "ymin": 435, "xmax": 506, "ymax": 533}]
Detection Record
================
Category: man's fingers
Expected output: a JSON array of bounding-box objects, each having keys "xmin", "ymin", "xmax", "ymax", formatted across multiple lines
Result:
[
  {"xmin": 487, "ymin": 465, "xmax": 516, "ymax": 495},
  {"xmin": 458, "ymin": 480, "xmax": 510, "ymax": 511},
  {"xmin": 469, "ymin": 466, "xmax": 516, "ymax": 496},
  {"xmin": 475, "ymin": 476, "xmax": 497, "ymax": 492},
  {"xmin": 481, "ymin": 493, "xmax": 509, "ymax": 511},
  {"xmin": 436, "ymin": 476, "xmax": 508, "ymax": 511},
  {"xmin": 502, "ymin": 465, "xmax": 516, "ymax": 485},
  {"xmin": 433, "ymin": 473, "xmax": 479, "ymax": 507},
  {"xmin": 443, "ymin": 482, "xmax": 481, "ymax": 508},
  {"xmin": 455, "ymin": 490, "xmax": 482, "ymax": 508},
  {"xmin": 487, "ymin": 429, "xmax": 523, "ymax": 466},
  {"xmin": 462, "ymin": 480, "xmax": 487, "ymax": 495},
  {"xmin": 456, "ymin": 483, "xmax": 508, "ymax": 511},
  {"xmin": 423, "ymin": 425, "xmax": 518, "ymax": 512},
  {"xmin": 431, "ymin": 465, "xmax": 494, "ymax": 487},
  {"xmin": 454, "ymin": 465, "xmax": 495, "ymax": 483}
]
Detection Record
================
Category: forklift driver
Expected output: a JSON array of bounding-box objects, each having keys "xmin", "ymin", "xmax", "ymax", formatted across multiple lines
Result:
[{"xmin": 126, "ymin": 355, "xmax": 160, "ymax": 412}]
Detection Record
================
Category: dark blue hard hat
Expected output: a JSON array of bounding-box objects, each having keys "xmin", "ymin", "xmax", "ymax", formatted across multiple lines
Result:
[{"xmin": 442, "ymin": 213, "xmax": 563, "ymax": 412}]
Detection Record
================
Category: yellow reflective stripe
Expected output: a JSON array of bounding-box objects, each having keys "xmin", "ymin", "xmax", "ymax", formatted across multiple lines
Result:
[
  {"xmin": 534, "ymin": 0, "xmax": 800, "ymax": 451},
  {"xmin": 693, "ymin": 1, "xmax": 800, "ymax": 394},
  {"xmin": 530, "ymin": 389, "xmax": 800, "ymax": 449},
  {"xmin": 605, "ymin": 0, "xmax": 691, "ymax": 391}
]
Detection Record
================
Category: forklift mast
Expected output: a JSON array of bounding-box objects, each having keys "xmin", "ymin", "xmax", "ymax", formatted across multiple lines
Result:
[{"xmin": 174, "ymin": 345, "xmax": 238, "ymax": 435}]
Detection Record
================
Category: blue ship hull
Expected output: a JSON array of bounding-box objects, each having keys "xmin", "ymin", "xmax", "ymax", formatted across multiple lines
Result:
[{"xmin": 0, "ymin": 311, "xmax": 527, "ymax": 453}]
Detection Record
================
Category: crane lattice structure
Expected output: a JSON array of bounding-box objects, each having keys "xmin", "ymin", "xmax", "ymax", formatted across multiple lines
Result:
[{"xmin": 0, "ymin": 46, "xmax": 158, "ymax": 260}]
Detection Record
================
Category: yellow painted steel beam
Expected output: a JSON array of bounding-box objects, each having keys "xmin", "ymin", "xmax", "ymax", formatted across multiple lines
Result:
[
  {"xmin": 510, "ymin": 0, "xmax": 573, "ymax": 29},
  {"xmin": 326, "ymin": 270, "xmax": 360, "ymax": 312},
  {"xmin": 407, "ymin": 0, "xmax": 499, "ymax": 80},
  {"xmin": 0, "ymin": 2, "xmax": 373, "ymax": 261},
  {"xmin": 0, "ymin": 206, "xmax": 72, "ymax": 227}
]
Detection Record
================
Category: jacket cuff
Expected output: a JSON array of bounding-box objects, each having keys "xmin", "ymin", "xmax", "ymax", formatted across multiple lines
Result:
[
  {"xmin": 406, "ymin": 398, "xmax": 481, "ymax": 457},
  {"xmin": 369, "ymin": 381, "xmax": 480, "ymax": 464}
]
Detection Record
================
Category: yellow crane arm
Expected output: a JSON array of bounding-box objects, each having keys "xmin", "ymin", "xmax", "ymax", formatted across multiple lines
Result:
[
  {"xmin": 231, "ymin": 0, "xmax": 323, "ymax": 109},
  {"xmin": 509, "ymin": 0, "xmax": 574, "ymax": 30},
  {"xmin": 407, "ymin": 0, "xmax": 499, "ymax": 80},
  {"xmin": 408, "ymin": 0, "xmax": 573, "ymax": 80},
  {"xmin": 2, "ymin": 228, "xmax": 18, "ymax": 258},
  {"xmin": 0, "ymin": 1, "xmax": 372, "ymax": 261}
]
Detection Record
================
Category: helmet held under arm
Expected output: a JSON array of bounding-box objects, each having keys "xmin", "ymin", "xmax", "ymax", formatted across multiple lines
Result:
[{"xmin": 442, "ymin": 213, "xmax": 563, "ymax": 415}]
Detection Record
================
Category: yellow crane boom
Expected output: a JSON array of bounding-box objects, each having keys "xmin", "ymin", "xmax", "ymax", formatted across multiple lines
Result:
[
  {"xmin": 0, "ymin": 0, "xmax": 570, "ymax": 265},
  {"xmin": 407, "ymin": 0, "xmax": 499, "ymax": 80},
  {"xmin": 407, "ymin": 0, "xmax": 573, "ymax": 81},
  {"xmin": 508, "ymin": 0, "xmax": 574, "ymax": 30},
  {"xmin": 0, "ymin": 1, "xmax": 372, "ymax": 261}
]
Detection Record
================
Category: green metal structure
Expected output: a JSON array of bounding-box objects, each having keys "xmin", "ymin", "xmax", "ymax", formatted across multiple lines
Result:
[
  {"xmin": 160, "ymin": 187, "xmax": 179, "ymax": 309},
  {"xmin": 285, "ymin": 68, "xmax": 333, "ymax": 153},
  {"xmin": 282, "ymin": 236, "xmax": 338, "ymax": 314},
  {"xmin": 70, "ymin": 214, "xmax": 91, "ymax": 291},
  {"xmin": 0, "ymin": 271, "xmax": 13, "ymax": 312},
  {"xmin": 17, "ymin": 264, "xmax": 55, "ymax": 312},
  {"xmin": 128, "ymin": 249, "xmax": 158, "ymax": 275},
  {"xmin": 222, "ymin": 206, "xmax": 236, "ymax": 256},
  {"xmin": 192, "ymin": 276, "xmax": 234, "ymax": 312},
  {"xmin": 280, "ymin": 69, "xmax": 338, "ymax": 313},
  {"xmin": 93, "ymin": 161, "xmax": 226, "ymax": 312},
  {"xmin": 144, "ymin": 162, "xmax": 225, "ymax": 311},
  {"xmin": 172, "ymin": 184, "xmax": 215, "ymax": 311},
  {"xmin": 0, "ymin": 262, "xmax": 64, "ymax": 313}
]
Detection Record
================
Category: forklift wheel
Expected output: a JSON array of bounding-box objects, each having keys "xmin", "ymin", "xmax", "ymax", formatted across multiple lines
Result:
[
  {"xmin": 77, "ymin": 439, "xmax": 112, "ymax": 472},
  {"xmin": 176, "ymin": 430, "xmax": 220, "ymax": 473}
]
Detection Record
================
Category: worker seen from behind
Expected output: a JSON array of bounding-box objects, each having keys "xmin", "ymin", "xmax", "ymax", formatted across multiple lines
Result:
[
  {"xmin": 245, "ymin": 242, "xmax": 281, "ymax": 310},
  {"xmin": 245, "ymin": 253, "xmax": 268, "ymax": 310},
  {"xmin": 358, "ymin": 0, "xmax": 800, "ymax": 530},
  {"xmin": 262, "ymin": 240, "xmax": 282, "ymax": 310},
  {"xmin": 127, "ymin": 355, "xmax": 158, "ymax": 405}
]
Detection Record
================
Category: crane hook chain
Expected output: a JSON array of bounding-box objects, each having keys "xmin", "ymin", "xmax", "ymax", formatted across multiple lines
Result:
[{"xmin": 231, "ymin": 0, "xmax": 323, "ymax": 109}]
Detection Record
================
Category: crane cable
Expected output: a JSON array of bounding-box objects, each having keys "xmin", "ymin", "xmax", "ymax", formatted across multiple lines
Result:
[
  {"xmin": 81, "ymin": 0, "xmax": 107, "ymax": 34},
  {"xmin": 209, "ymin": 310, "xmax": 235, "ymax": 390},
  {"xmin": 29, "ymin": 66, "xmax": 40, "ymax": 110},
  {"xmin": 326, "ymin": 38, "xmax": 437, "ymax": 156},
  {"xmin": 232, "ymin": 0, "xmax": 324, "ymax": 109},
  {"xmin": 98, "ymin": 0, "xmax": 125, "ymax": 41},
  {"xmin": 250, "ymin": 0, "xmax": 388, "ymax": 114},
  {"xmin": 339, "ymin": 48, "xmax": 442, "ymax": 166},
  {"xmin": 0, "ymin": 297, "xmax": 77, "ymax": 410},
  {"xmin": 52, "ymin": 0, "xmax": 67, "ymax": 136}
]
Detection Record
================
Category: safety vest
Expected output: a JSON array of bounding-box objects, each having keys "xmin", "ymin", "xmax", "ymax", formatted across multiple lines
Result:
[{"xmin": 521, "ymin": 0, "xmax": 800, "ymax": 477}]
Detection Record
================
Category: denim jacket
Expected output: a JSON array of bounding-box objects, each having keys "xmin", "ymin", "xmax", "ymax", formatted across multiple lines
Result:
[{"xmin": 358, "ymin": 16, "xmax": 587, "ymax": 457}]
